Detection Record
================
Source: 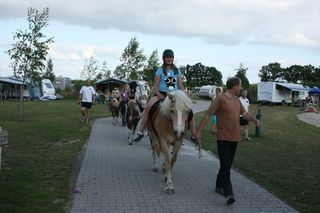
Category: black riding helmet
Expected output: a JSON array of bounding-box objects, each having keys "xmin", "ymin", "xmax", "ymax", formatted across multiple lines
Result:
[{"xmin": 162, "ymin": 49, "xmax": 174, "ymax": 59}]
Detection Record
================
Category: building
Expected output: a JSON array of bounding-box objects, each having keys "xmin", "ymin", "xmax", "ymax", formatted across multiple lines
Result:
[{"xmin": 53, "ymin": 77, "xmax": 72, "ymax": 90}]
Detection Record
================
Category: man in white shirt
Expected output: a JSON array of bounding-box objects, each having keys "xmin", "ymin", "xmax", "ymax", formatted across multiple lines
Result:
[
  {"xmin": 79, "ymin": 79, "xmax": 96, "ymax": 124},
  {"xmin": 239, "ymin": 89, "xmax": 251, "ymax": 141}
]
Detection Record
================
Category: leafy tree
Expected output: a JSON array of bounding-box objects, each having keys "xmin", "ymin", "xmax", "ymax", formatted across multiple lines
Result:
[
  {"xmin": 43, "ymin": 57, "xmax": 55, "ymax": 82},
  {"xmin": 247, "ymin": 84, "xmax": 258, "ymax": 103},
  {"xmin": 6, "ymin": 7, "xmax": 54, "ymax": 119},
  {"xmin": 282, "ymin": 65, "xmax": 305, "ymax": 83},
  {"xmin": 94, "ymin": 60, "xmax": 111, "ymax": 81},
  {"xmin": 80, "ymin": 55, "xmax": 99, "ymax": 81},
  {"xmin": 115, "ymin": 37, "xmax": 146, "ymax": 80},
  {"xmin": 186, "ymin": 63, "xmax": 223, "ymax": 87},
  {"xmin": 143, "ymin": 49, "xmax": 160, "ymax": 84},
  {"xmin": 235, "ymin": 63, "xmax": 249, "ymax": 89},
  {"xmin": 258, "ymin": 62, "xmax": 282, "ymax": 82}
]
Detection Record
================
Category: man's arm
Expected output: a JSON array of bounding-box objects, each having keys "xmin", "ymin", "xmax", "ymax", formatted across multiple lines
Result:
[
  {"xmin": 78, "ymin": 94, "xmax": 82, "ymax": 104},
  {"xmin": 195, "ymin": 101, "xmax": 217, "ymax": 140},
  {"xmin": 243, "ymin": 112, "xmax": 260, "ymax": 127}
]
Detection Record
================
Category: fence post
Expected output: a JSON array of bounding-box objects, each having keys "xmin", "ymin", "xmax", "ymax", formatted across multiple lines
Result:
[{"xmin": 255, "ymin": 103, "xmax": 262, "ymax": 136}]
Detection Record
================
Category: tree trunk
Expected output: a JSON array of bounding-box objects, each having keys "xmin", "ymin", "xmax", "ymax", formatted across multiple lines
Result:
[{"xmin": 18, "ymin": 83, "xmax": 24, "ymax": 120}]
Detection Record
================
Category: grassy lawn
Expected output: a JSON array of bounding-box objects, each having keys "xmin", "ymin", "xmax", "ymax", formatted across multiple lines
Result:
[
  {"xmin": 0, "ymin": 100, "xmax": 319, "ymax": 212},
  {"xmin": 194, "ymin": 104, "xmax": 320, "ymax": 213},
  {"xmin": 0, "ymin": 100, "xmax": 108, "ymax": 213}
]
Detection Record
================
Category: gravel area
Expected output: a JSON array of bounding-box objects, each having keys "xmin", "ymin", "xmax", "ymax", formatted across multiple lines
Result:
[{"xmin": 297, "ymin": 112, "xmax": 320, "ymax": 128}]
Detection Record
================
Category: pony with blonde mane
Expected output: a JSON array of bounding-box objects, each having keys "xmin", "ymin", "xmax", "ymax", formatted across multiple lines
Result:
[
  {"xmin": 147, "ymin": 90, "xmax": 192, "ymax": 194},
  {"xmin": 107, "ymin": 97, "xmax": 120, "ymax": 125}
]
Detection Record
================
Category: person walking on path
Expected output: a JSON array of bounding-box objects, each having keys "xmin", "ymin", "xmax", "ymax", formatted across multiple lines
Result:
[
  {"xmin": 195, "ymin": 77, "xmax": 260, "ymax": 205},
  {"xmin": 133, "ymin": 49, "xmax": 197, "ymax": 142},
  {"xmin": 239, "ymin": 89, "xmax": 251, "ymax": 141},
  {"xmin": 78, "ymin": 79, "xmax": 96, "ymax": 124},
  {"xmin": 210, "ymin": 87, "xmax": 222, "ymax": 134}
]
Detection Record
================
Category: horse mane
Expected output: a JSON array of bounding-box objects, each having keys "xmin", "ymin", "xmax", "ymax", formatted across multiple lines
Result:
[{"xmin": 160, "ymin": 90, "xmax": 192, "ymax": 118}]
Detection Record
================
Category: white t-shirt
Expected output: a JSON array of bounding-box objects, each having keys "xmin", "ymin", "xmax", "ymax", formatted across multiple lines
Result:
[
  {"xmin": 80, "ymin": 85, "xmax": 96, "ymax": 103},
  {"xmin": 239, "ymin": 96, "xmax": 249, "ymax": 116}
]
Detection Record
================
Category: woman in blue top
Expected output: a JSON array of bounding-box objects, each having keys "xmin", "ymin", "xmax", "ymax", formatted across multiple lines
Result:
[{"xmin": 133, "ymin": 49, "xmax": 196, "ymax": 142}]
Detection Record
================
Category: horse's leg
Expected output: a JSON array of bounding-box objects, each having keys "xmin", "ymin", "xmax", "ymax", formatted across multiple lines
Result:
[
  {"xmin": 170, "ymin": 140, "xmax": 183, "ymax": 169},
  {"xmin": 128, "ymin": 127, "xmax": 133, "ymax": 145},
  {"xmin": 151, "ymin": 138, "xmax": 160, "ymax": 172},
  {"xmin": 161, "ymin": 140, "xmax": 175, "ymax": 194}
]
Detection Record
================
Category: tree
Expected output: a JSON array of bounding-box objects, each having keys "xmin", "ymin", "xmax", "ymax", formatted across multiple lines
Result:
[
  {"xmin": 235, "ymin": 63, "xmax": 249, "ymax": 89},
  {"xmin": 6, "ymin": 7, "xmax": 54, "ymax": 119},
  {"xmin": 143, "ymin": 49, "xmax": 160, "ymax": 84},
  {"xmin": 186, "ymin": 63, "xmax": 223, "ymax": 87},
  {"xmin": 94, "ymin": 60, "xmax": 111, "ymax": 81},
  {"xmin": 80, "ymin": 55, "xmax": 99, "ymax": 81},
  {"xmin": 115, "ymin": 37, "xmax": 146, "ymax": 80},
  {"xmin": 258, "ymin": 62, "xmax": 283, "ymax": 82},
  {"xmin": 43, "ymin": 57, "xmax": 55, "ymax": 82}
]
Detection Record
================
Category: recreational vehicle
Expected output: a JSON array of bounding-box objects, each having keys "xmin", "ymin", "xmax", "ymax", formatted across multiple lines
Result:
[
  {"xmin": 198, "ymin": 85, "xmax": 223, "ymax": 98},
  {"xmin": 257, "ymin": 82, "xmax": 309, "ymax": 105},
  {"xmin": 40, "ymin": 79, "xmax": 57, "ymax": 100}
]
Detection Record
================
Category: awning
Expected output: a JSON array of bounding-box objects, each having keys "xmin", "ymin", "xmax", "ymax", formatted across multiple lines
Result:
[
  {"xmin": 95, "ymin": 78, "xmax": 127, "ymax": 85},
  {"xmin": 309, "ymin": 88, "xmax": 320, "ymax": 94},
  {"xmin": 276, "ymin": 83, "xmax": 309, "ymax": 92},
  {"xmin": 0, "ymin": 78, "xmax": 24, "ymax": 85}
]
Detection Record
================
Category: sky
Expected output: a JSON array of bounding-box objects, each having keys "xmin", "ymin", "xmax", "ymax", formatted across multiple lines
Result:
[{"xmin": 1, "ymin": 0, "xmax": 320, "ymax": 84}]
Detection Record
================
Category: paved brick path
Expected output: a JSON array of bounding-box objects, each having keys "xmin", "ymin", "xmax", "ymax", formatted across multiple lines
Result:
[{"xmin": 71, "ymin": 101, "xmax": 298, "ymax": 213}]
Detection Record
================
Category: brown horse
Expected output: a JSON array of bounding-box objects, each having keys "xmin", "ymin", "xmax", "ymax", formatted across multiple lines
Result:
[
  {"xmin": 126, "ymin": 100, "xmax": 141, "ymax": 145},
  {"xmin": 107, "ymin": 97, "xmax": 119, "ymax": 125},
  {"xmin": 147, "ymin": 90, "xmax": 192, "ymax": 194}
]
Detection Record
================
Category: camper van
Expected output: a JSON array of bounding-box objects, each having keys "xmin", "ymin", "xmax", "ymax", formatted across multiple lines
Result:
[
  {"xmin": 40, "ymin": 79, "xmax": 57, "ymax": 100},
  {"xmin": 257, "ymin": 82, "xmax": 309, "ymax": 104},
  {"xmin": 198, "ymin": 85, "xmax": 223, "ymax": 98}
]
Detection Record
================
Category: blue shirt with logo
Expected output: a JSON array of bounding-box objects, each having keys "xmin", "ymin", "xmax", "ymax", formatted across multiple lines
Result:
[{"xmin": 155, "ymin": 67, "xmax": 181, "ymax": 93}]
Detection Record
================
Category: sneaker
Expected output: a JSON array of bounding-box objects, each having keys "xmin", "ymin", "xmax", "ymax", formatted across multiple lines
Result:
[
  {"xmin": 226, "ymin": 195, "xmax": 236, "ymax": 205},
  {"xmin": 215, "ymin": 187, "xmax": 224, "ymax": 196},
  {"xmin": 133, "ymin": 133, "xmax": 143, "ymax": 142},
  {"xmin": 245, "ymin": 138, "xmax": 252, "ymax": 142}
]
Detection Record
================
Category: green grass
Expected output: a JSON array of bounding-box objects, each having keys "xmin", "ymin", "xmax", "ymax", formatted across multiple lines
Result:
[
  {"xmin": 194, "ymin": 104, "xmax": 320, "ymax": 213},
  {"xmin": 1, "ymin": 100, "xmax": 319, "ymax": 212},
  {"xmin": 0, "ymin": 100, "xmax": 108, "ymax": 213}
]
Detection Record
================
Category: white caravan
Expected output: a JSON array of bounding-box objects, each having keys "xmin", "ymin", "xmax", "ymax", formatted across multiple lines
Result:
[
  {"xmin": 40, "ymin": 79, "xmax": 57, "ymax": 100},
  {"xmin": 257, "ymin": 82, "xmax": 309, "ymax": 104},
  {"xmin": 198, "ymin": 85, "xmax": 223, "ymax": 98}
]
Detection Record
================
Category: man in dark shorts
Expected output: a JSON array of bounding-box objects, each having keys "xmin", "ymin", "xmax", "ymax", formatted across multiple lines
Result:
[{"xmin": 79, "ymin": 80, "xmax": 96, "ymax": 124}]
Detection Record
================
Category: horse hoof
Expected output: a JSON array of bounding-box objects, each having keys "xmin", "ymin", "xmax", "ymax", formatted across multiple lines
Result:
[
  {"xmin": 164, "ymin": 188, "xmax": 175, "ymax": 195},
  {"xmin": 129, "ymin": 142, "xmax": 133, "ymax": 145},
  {"xmin": 152, "ymin": 167, "xmax": 158, "ymax": 172}
]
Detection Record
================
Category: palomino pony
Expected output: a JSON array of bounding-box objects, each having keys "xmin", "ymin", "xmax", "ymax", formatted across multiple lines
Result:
[
  {"xmin": 107, "ymin": 97, "xmax": 120, "ymax": 125},
  {"xmin": 147, "ymin": 90, "xmax": 192, "ymax": 194},
  {"xmin": 126, "ymin": 99, "xmax": 141, "ymax": 145}
]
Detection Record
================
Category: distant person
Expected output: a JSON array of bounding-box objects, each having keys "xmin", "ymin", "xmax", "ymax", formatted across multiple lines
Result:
[
  {"xmin": 211, "ymin": 87, "xmax": 222, "ymax": 134},
  {"xmin": 119, "ymin": 85, "xmax": 129, "ymax": 111},
  {"xmin": 239, "ymin": 89, "xmax": 251, "ymax": 141},
  {"xmin": 78, "ymin": 79, "xmax": 96, "ymax": 124},
  {"xmin": 195, "ymin": 77, "xmax": 260, "ymax": 205}
]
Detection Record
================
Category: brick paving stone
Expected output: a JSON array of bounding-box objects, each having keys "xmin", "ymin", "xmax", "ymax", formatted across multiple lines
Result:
[{"xmin": 71, "ymin": 101, "xmax": 298, "ymax": 213}]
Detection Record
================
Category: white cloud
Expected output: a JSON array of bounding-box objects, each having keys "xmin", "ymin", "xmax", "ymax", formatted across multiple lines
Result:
[{"xmin": 1, "ymin": 0, "xmax": 319, "ymax": 49}]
